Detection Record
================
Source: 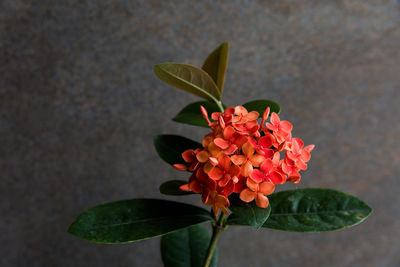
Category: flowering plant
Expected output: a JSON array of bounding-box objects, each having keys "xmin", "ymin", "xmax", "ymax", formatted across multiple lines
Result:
[{"xmin": 68, "ymin": 43, "xmax": 371, "ymax": 267}]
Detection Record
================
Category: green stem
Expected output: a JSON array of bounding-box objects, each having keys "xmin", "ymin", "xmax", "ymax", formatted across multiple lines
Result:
[
  {"xmin": 202, "ymin": 213, "xmax": 227, "ymax": 267},
  {"xmin": 215, "ymin": 100, "xmax": 225, "ymax": 113}
]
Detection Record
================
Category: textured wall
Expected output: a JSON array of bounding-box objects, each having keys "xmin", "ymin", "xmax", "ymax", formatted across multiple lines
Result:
[{"xmin": 1, "ymin": 0, "xmax": 400, "ymax": 266}]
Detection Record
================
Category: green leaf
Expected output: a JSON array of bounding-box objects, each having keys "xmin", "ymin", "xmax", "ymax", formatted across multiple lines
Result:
[
  {"xmin": 263, "ymin": 188, "xmax": 372, "ymax": 232},
  {"xmin": 154, "ymin": 63, "xmax": 221, "ymax": 101},
  {"xmin": 153, "ymin": 135, "xmax": 202, "ymax": 165},
  {"xmin": 161, "ymin": 224, "xmax": 218, "ymax": 267},
  {"xmin": 68, "ymin": 199, "xmax": 212, "ymax": 244},
  {"xmin": 160, "ymin": 180, "xmax": 195, "ymax": 196},
  {"xmin": 172, "ymin": 101, "xmax": 225, "ymax": 128},
  {"xmin": 227, "ymin": 193, "xmax": 271, "ymax": 229},
  {"xmin": 242, "ymin": 99, "xmax": 281, "ymax": 115},
  {"xmin": 202, "ymin": 42, "xmax": 229, "ymax": 95}
]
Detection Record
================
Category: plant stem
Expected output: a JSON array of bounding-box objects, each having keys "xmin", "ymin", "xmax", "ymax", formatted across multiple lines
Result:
[
  {"xmin": 202, "ymin": 213, "xmax": 227, "ymax": 267},
  {"xmin": 215, "ymin": 100, "xmax": 225, "ymax": 113}
]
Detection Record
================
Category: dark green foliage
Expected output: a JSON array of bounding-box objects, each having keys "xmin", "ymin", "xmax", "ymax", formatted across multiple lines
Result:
[
  {"xmin": 263, "ymin": 188, "xmax": 372, "ymax": 232},
  {"xmin": 154, "ymin": 63, "xmax": 221, "ymax": 101},
  {"xmin": 172, "ymin": 101, "xmax": 224, "ymax": 128},
  {"xmin": 202, "ymin": 42, "xmax": 229, "ymax": 95},
  {"xmin": 160, "ymin": 180, "xmax": 195, "ymax": 196},
  {"xmin": 153, "ymin": 135, "xmax": 202, "ymax": 165},
  {"xmin": 227, "ymin": 193, "xmax": 271, "ymax": 229},
  {"xmin": 68, "ymin": 199, "xmax": 212, "ymax": 243},
  {"xmin": 161, "ymin": 224, "xmax": 218, "ymax": 267},
  {"xmin": 242, "ymin": 99, "xmax": 281, "ymax": 115}
]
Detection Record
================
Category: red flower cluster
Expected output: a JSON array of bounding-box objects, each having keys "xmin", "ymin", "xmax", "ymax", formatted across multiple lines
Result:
[{"xmin": 173, "ymin": 106, "xmax": 314, "ymax": 216}]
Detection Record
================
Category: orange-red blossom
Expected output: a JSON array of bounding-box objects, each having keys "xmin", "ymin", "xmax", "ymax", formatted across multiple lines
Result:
[{"xmin": 173, "ymin": 105, "xmax": 314, "ymax": 216}]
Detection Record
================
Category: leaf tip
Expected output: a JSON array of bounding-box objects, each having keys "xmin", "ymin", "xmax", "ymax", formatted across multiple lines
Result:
[
  {"xmin": 67, "ymin": 220, "xmax": 79, "ymax": 236},
  {"xmin": 153, "ymin": 63, "xmax": 161, "ymax": 71},
  {"xmin": 220, "ymin": 41, "xmax": 229, "ymax": 48}
]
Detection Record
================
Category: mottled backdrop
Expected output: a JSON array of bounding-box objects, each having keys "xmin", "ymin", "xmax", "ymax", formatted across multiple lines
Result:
[{"xmin": 1, "ymin": 0, "xmax": 399, "ymax": 266}]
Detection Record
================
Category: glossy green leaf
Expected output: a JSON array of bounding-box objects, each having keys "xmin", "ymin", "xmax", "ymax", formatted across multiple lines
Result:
[
  {"xmin": 153, "ymin": 135, "xmax": 202, "ymax": 165},
  {"xmin": 68, "ymin": 199, "xmax": 212, "ymax": 244},
  {"xmin": 172, "ymin": 101, "xmax": 225, "ymax": 128},
  {"xmin": 227, "ymin": 193, "xmax": 271, "ymax": 229},
  {"xmin": 263, "ymin": 188, "xmax": 372, "ymax": 232},
  {"xmin": 242, "ymin": 99, "xmax": 281, "ymax": 115},
  {"xmin": 202, "ymin": 42, "xmax": 229, "ymax": 95},
  {"xmin": 161, "ymin": 224, "xmax": 218, "ymax": 267},
  {"xmin": 160, "ymin": 180, "xmax": 195, "ymax": 196},
  {"xmin": 154, "ymin": 63, "xmax": 221, "ymax": 101}
]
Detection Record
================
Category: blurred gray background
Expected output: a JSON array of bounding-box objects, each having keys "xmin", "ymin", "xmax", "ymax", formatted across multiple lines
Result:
[{"xmin": 1, "ymin": 0, "xmax": 400, "ymax": 266}]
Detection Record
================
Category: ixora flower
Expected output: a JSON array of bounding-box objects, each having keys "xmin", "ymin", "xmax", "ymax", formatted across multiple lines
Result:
[
  {"xmin": 174, "ymin": 105, "xmax": 314, "ymax": 216},
  {"xmin": 68, "ymin": 43, "xmax": 372, "ymax": 267}
]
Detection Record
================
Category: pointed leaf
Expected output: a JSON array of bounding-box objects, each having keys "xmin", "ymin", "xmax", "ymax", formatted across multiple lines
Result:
[
  {"xmin": 153, "ymin": 135, "xmax": 202, "ymax": 165},
  {"xmin": 154, "ymin": 63, "xmax": 221, "ymax": 101},
  {"xmin": 202, "ymin": 42, "xmax": 229, "ymax": 95},
  {"xmin": 161, "ymin": 224, "xmax": 218, "ymax": 267},
  {"xmin": 68, "ymin": 199, "xmax": 212, "ymax": 244},
  {"xmin": 160, "ymin": 180, "xmax": 195, "ymax": 196},
  {"xmin": 243, "ymin": 99, "xmax": 281, "ymax": 114},
  {"xmin": 173, "ymin": 101, "xmax": 225, "ymax": 128},
  {"xmin": 227, "ymin": 193, "xmax": 271, "ymax": 229},
  {"xmin": 263, "ymin": 188, "xmax": 372, "ymax": 232}
]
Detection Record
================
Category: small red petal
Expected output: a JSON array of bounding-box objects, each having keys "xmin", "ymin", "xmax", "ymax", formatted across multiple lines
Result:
[
  {"xmin": 249, "ymin": 169, "xmax": 264, "ymax": 183},
  {"xmin": 218, "ymin": 174, "xmax": 231, "ymax": 187},
  {"xmin": 211, "ymin": 112, "xmax": 221, "ymax": 120},
  {"xmin": 259, "ymin": 182, "xmax": 275, "ymax": 195},
  {"xmin": 214, "ymin": 138, "xmax": 230, "ymax": 149},
  {"xmin": 270, "ymin": 112, "xmax": 280, "ymax": 125},
  {"xmin": 260, "ymin": 159, "xmax": 273, "ymax": 174},
  {"xmin": 255, "ymin": 193, "xmax": 269, "ymax": 208},
  {"xmin": 188, "ymin": 161, "xmax": 199, "ymax": 172},
  {"xmin": 234, "ymin": 135, "xmax": 249, "ymax": 148},
  {"xmin": 209, "ymin": 157, "xmax": 219, "ymax": 166},
  {"xmin": 223, "ymin": 126, "xmax": 236, "ymax": 140},
  {"xmin": 218, "ymin": 154, "xmax": 231, "ymax": 170},
  {"xmin": 300, "ymin": 150, "xmax": 311, "ymax": 162},
  {"xmin": 246, "ymin": 177, "xmax": 259, "ymax": 191},
  {"xmin": 196, "ymin": 150, "xmax": 210, "ymax": 163},
  {"xmin": 259, "ymin": 136, "xmax": 273, "ymax": 149},
  {"xmin": 219, "ymin": 116, "xmax": 226, "ymax": 128},
  {"xmin": 233, "ymin": 179, "xmax": 246, "ymax": 193},
  {"xmin": 229, "ymin": 164, "xmax": 241, "ymax": 177},
  {"xmin": 208, "ymin": 167, "xmax": 224, "ymax": 180},
  {"xmin": 295, "ymin": 160, "xmax": 308, "ymax": 171},
  {"xmin": 201, "ymin": 188, "xmax": 211, "ymax": 204},
  {"xmin": 240, "ymin": 189, "xmax": 256, "ymax": 203},
  {"xmin": 182, "ymin": 150, "xmax": 195, "ymax": 163},
  {"xmin": 261, "ymin": 107, "xmax": 270, "ymax": 126},
  {"xmin": 179, "ymin": 184, "xmax": 191, "ymax": 191},
  {"xmin": 241, "ymin": 161, "xmax": 253, "ymax": 177},
  {"xmin": 304, "ymin": 144, "xmax": 315, "ymax": 152},
  {"xmin": 268, "ymin": 171, "xmax": 285, "ymax": 184},
  {"xmin": 200, "ymin": 105, "xmax": 211, "ymax": 125},
  {"xmin": 292, "ymin": 138, "xmax": 304, "ymax": 148},
  {"xmin": 250, "ymin": 154, "xmax": 265, "ymax": 167},
  {"xmin": 190, "ymin": 180, "xmax": 203, "ymax": 193},
  {"xmin": 224, "ymin": 144, "xmax": 238, "ymax": 155},
  {"xmin": 280, "ymin": 121, "xmax": 293, "ymax": 132},
  {"xmin": 235, "ymin": 106, "xmax": 248, "ymax": 115},
  {"xmin": 220, "ymin": 181, "xmax": 234, "ymax": 196},
  {"xmin": 247, "ymin": 111, "xmax": 259, "ymax": 121},
  {"xmin": 281, "ymin": 162, "xmax": 289, "ymax": 174},
  {"xmin": 231, "ymin": 155, "xmax": 246, "ymax": 166},
  {"xmin": 242, "ymin": 142, "xmax": 255, "ymax": 158},
  {"xmin": 173, "ymin": 164, "xmax": 187, "ymax": 171}
]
